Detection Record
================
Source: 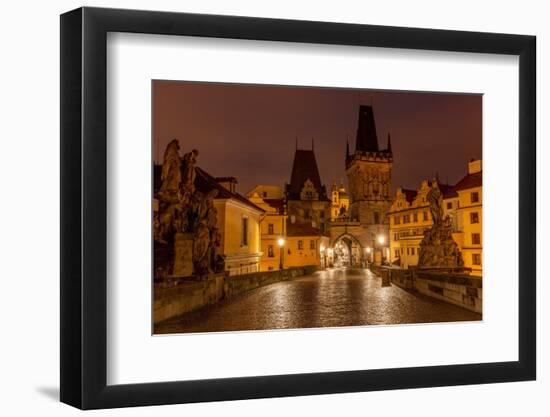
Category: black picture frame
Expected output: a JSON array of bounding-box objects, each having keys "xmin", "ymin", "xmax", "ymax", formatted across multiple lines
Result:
[{"xmin": 60, "ymin": 6, "xmax": 536, "ymax": 410}]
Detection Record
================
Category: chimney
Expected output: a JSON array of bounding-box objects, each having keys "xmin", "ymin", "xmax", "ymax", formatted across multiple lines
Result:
[
  {"xmin": 215, "ymin": 177, "xmax": 238, "ymax": 193},
  {"xmin": 468, "ymin": 159, "xmax": 482, "ymax": 174}
]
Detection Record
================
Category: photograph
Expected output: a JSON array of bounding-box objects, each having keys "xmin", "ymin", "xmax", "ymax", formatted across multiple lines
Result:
[{"xmin": 152, "ymin": 81, "xmax": 483, "ymax": 334}]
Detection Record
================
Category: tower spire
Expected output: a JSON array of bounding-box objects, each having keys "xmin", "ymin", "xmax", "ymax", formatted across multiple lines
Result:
[
  {"xmin": 387, "ymin": 133, "xmax": 392, "ymax": 153},
  {"xmin": 355, "ymin": 105, "xmax": 379, "ymax": 152},
  {"xmin": 345, "ymin": 140, "xmax": 350, "ymax": 163}
]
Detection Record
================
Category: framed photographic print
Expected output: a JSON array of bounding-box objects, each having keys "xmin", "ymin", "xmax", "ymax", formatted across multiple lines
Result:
[{"xmin": 60, "ymin": 6, "xmax": 536, "ymax": 409}]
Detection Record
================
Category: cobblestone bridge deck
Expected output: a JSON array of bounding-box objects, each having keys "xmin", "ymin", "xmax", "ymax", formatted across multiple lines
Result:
[{"xmin": 155, "ymin": 267, "xmax": 481, "ymax": 334}]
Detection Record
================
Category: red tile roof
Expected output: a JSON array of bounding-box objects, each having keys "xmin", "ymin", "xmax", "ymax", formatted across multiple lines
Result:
[
  {"xmin": 263, "ymin": 198, "xmax": 286, "ymax": 215},
  {"xmin": 452, "ymin": 171, "xmax": 482, "ymax": 192},
  {"xmin": 286, "ymin": 222, "xmax": 324, "ymax": 237},
  {"xmin": 194, "ymin": 168, "xmax": 265, "ymax": 213}
]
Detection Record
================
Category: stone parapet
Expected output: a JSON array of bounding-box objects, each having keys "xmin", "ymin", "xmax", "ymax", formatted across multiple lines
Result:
[
  {"xmin": 154, "ymin": 265, "xmax": 319, "ymax": 324},
  {"xmin": 371, "ymin": 266, "xmax": 482, "ymax": 314}
]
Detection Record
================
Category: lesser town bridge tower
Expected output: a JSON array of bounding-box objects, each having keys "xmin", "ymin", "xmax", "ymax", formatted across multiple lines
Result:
[{"xmin": 329, "ymin": 105, "xmax": 393, "ymax": 265}]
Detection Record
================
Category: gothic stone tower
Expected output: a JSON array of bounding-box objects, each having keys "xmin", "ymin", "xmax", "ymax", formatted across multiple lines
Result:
[{"xmin": 345, "ymin": 105, "xmax": 393, "ymax": 251}]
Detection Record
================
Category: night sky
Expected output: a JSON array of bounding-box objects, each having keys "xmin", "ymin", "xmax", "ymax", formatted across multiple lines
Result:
[{"xmin": 153, "ymin": 81, "xmax": 481, "ymax": 195}]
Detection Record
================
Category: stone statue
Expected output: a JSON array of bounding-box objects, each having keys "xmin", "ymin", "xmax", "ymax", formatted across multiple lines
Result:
[
  {"xmin": 155, "ymin": 140, "xmax": 183, "ymax": 244},
  {"xmin": 158, "ymin": 139, "xmax": 182, "ymax": 203},
  {"xmin": 180, "ymin": 149, "xmax": 199, "ymax": 205},
  {"xmin": 427, "ymin": 180, "xmax": 443, "ymax": 225},
  {"xmin": 418, "ymin": 181, "xmax": 464, "ymax": 269},
  {"xmin": 210, "ymin": 227, "xmax": 225, "ymax": 273},
  {"xmin": 154, "ymin": 140, "xmax": 225, "ymax": 279}
]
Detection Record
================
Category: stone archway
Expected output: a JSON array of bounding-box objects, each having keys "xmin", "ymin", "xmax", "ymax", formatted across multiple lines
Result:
[{"xmin": 330, "ymin": 233, "xmax": 364, "ymax": 268}]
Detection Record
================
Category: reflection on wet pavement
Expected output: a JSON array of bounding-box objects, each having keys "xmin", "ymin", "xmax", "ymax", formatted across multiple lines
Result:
[{"xmin": 155, "ymin": 268, "xmax": 481, "ymax": 334}]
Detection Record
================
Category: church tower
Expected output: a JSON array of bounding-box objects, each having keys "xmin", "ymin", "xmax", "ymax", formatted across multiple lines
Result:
[{"xmin": 345, "ymin": 105, "xmax": 393, "ymax": 227}]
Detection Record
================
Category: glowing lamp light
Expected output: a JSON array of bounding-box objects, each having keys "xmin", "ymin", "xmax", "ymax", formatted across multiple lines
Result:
[
  {"xmin": 377, "ymin": 235, "xmax": 385, "ymax": 245},
  {"xmin": 277, "ymin": 238, "xmax": 285, "ymax": 247},
  {"xmin": 366, "ymin": 247, "xmax": 372, "ymax": 253}
]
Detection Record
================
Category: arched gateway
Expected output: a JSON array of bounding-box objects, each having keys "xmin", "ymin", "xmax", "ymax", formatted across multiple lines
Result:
[{"xmin": 329, "ymin": 233, "xmax": 364, "ymax": 267}]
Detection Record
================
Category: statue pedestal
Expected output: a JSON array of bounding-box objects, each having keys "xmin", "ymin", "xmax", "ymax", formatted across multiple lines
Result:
[{"xmin": 172, "ymin": 232, "xmax": 194, "ymax": 277}]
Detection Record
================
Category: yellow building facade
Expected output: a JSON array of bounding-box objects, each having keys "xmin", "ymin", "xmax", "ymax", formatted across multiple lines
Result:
[
  {"xmin": 195, "ymin": 170, "xmax": 265, "ymax": 276},
  {"xmin": 388, "ymin": 159, "xmax": 482, "ymax": 276},
  {"xmin": 444, "ymin": 160, "xmax": 483, "ymax": 276},
  {"xmin": 247, "ymin": 191, "xmax": 287, "ymax": 271},
  {"xmin": 388, "ymin": 181, "xmax": 437, "ymax": 268},
  {"xmin": 284, "ymin": 223, "xmax": 330, "ymax": 269}
]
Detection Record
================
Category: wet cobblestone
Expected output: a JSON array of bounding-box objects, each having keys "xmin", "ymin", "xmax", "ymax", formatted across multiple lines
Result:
[{"xmin": 155, "ymin": 268, "xmax": 481, "ymax": 334}]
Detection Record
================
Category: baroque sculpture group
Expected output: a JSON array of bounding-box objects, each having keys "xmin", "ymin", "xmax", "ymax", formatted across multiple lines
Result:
[{"xmin": 154, "ymin": 139, "xmax": 224, "ymax": 280}]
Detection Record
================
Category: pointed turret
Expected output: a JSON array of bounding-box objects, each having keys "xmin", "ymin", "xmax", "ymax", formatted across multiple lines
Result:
[{"xmin": 386, "ymin": 133, "xmax": 392, "ymax": 153}]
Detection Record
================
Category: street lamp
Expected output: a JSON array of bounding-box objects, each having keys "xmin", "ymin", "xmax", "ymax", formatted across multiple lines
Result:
[
  {"xmin": 278, "ymin": 238, "xmax": 285, "ymax": 270},
  {"xmin": 377, "ymin": 235, "xmax": 385, "ymax": 245},
  {"xmin": 365, "ymin": 246, "xmax": 372, "ymax": 266}
]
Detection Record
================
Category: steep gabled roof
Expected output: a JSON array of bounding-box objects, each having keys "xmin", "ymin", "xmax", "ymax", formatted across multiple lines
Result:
[{"xmin": 286, "ymin": 148, "xmax": 328, "ymax": 200}]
